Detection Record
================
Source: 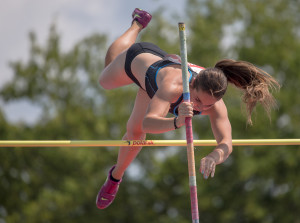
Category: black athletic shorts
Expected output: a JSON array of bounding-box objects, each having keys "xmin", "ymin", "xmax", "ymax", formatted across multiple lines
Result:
[{"xmin": 124, "ymin": 42, "xmax": 167, "ymax": 89}]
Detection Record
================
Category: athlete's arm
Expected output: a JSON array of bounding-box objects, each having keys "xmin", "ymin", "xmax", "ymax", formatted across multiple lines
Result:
[
  {"xmin": 142, "ymin": 84, "xmax": 193, "ymax": 134},
  {"xmin": 200, "ymin": 99, "xmax": 233, "ymax": 178}
]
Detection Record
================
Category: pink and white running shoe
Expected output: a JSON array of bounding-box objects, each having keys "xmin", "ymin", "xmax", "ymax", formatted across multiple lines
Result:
[
  {"xmin": 132, "ymin": 8, "xmax": 152, "ymax": 29},
  {"xmin": 96, "ymin": 165, "xmax": 122, "ymax": 209}
]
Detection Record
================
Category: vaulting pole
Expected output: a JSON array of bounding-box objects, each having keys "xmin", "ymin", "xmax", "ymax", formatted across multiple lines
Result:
[{"xmin": 179, "ymin": 22, "xmax": 200, "ymax": 223}]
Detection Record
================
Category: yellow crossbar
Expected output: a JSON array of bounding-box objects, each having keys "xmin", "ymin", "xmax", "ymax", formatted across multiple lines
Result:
[{"xmin": 0, "ymin": 139, "xmax": 299, "ymax": 147}]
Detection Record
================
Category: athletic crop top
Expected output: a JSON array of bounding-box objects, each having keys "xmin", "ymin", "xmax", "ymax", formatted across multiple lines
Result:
[{"xmin": 145, "ymin": 59, "xmax": 205, "ymax": 116}]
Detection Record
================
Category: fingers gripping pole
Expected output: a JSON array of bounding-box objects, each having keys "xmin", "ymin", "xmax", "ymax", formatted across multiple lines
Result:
[{"xmin": 179, "ymin": 22, "xmax": 200, "ymax": 223}]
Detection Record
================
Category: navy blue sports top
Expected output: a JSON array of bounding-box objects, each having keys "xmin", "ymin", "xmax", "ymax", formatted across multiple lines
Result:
[{"xmin": 145, "ymin": 59, "xmax": 201, "ymax": 116}]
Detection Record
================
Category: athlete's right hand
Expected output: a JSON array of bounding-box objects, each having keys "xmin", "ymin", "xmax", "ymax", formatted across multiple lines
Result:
[{"xmin": 177, "ymin": 102, "xmax": 194, "ymax": 127}]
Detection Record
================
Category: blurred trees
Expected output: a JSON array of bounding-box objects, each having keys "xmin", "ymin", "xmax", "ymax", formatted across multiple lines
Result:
[{"xmin": 1, "ymin": 0, "xmax": 300, "ymax": 222}]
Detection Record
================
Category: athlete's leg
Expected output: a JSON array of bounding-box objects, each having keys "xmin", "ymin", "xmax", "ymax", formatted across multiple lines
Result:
[
  {"xmin": 105, "ymin": 8, "xmax": 152, "ymax": 66},
  {"xmin": 99, "ymin": 50, "xmax": 133, "ymax": 89},
  {"xmin": 96, "ymin": 88, "xmax": 150, "ymax": 209},
  {"xmin": 99, "ymin": 9, "xmax": 152, "ymax": 90},
  {"xmin": 99, "ymin": 24, "xmax": 143, "ymax": 89},
  {"xmin": 105, "ymin": 21, "xmax": 143, "ymax": 67},
  {"xmin": 112, "ymin": 88, "xmax": 151, "ymax": 179}
]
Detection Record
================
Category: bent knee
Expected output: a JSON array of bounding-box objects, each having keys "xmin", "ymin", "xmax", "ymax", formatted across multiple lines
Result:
[
  {"xmin": 126, "ymin": 125, "xmax": 146, "ymax": 140},
  {"xmin": 99, "ymin": 67, "xmax": 118, "ymax": 90},
  {"xmin": 99, "ymin": 75, "xmax": 113, "ymax": 90}
]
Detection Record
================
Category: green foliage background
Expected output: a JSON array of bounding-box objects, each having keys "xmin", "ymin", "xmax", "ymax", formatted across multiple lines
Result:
[{"xmin": 1, "ymin": 0, "xmax": 300, "ymax": 222}]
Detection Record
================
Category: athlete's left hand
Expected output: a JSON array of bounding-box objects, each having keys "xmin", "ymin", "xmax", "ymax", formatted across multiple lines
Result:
[{"xmin": 200, "ymin": 156, "xmax": 216, "ymax": 179}]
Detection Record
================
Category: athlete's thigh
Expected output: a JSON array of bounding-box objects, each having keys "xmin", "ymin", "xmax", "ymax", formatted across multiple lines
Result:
[
  {"xmin": 126, "ymin": 88, "xmax": 151, "ymax": 136},
  {"xmin": 99, "ymin": 50, "xmax": 133, "ymax": 89}
]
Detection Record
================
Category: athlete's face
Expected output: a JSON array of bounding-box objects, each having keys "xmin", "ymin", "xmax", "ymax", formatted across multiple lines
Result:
[{"xmin": 190, "ymin": 87, "xmax": 219, "ymax": 112}]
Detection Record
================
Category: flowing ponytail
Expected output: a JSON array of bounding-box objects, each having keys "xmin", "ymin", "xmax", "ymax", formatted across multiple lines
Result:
[{"xmin": 214, "ymin": 59, "xmax": 280, "ymax": 125}]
